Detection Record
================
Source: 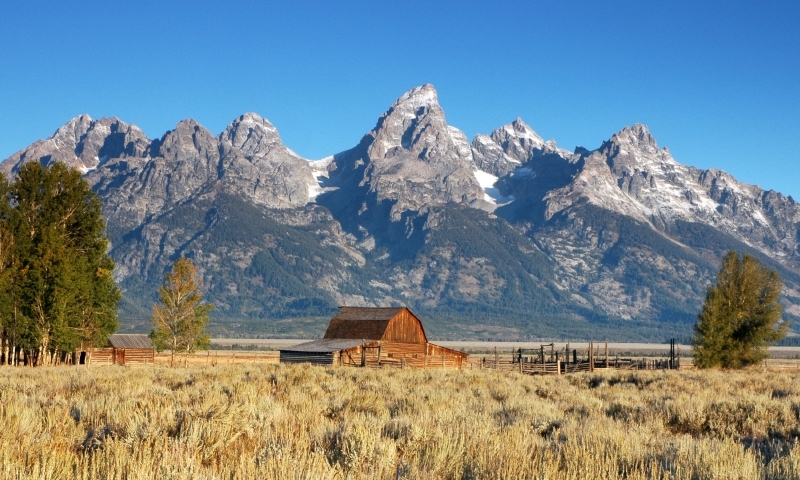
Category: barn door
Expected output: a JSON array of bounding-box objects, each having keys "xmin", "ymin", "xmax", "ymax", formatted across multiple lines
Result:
[{"xmin": 118, "ymin": 349, "xmax": 125, "ymax": 366}]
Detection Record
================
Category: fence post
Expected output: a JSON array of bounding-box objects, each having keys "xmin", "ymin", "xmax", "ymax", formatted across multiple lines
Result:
[
  {"xmin": 605, "ymin": 342, "xmax": 609, "ymax": 369},
  {"xmin": 361, "ymin": 342, "xmax": 366, "ymax": 367},
  {"xmin": 589, "ymin": 342, "xmax": 594, "ymax": 372},
  {"xmin": 494, "ymin": 347, "xmax": 499, "ymax": 370},
  {"xmin": 557, "ymin": 360, "xmax": 561, "ymax": 375}
]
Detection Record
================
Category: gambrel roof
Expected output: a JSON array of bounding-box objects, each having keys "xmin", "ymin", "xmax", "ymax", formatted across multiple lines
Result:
[{"xmin": 323, "ymin": 306, "xmax": 428, "ymax": 343}]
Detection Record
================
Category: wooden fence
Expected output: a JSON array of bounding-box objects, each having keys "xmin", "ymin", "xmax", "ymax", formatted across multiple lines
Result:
[{"xmin": 472, "ymin": 340, "xmax": 683, "ymax": 376}]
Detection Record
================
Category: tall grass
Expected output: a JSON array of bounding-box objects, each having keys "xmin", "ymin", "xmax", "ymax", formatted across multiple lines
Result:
[{"xmin": 1, "ymin": 365, "xmax": 800, "ymax": 479}]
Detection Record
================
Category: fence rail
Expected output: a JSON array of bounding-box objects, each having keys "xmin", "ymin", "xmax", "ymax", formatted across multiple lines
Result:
[{"xmin": 470, "ymin": 340, "xmax": 683, "ymax": 376}]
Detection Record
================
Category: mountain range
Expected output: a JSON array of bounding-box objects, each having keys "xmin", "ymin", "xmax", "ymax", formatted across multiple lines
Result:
[{"xmin": 4, "ymin": 84, "xmax": 800, "ymax": 341}]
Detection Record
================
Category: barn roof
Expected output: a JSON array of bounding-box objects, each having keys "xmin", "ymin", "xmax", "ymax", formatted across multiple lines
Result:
[
  {"xmin": 332, "ymin": 307, "xmax": 406, "ymax": 321},
  {"xmin": 323, "ymin": 307, "xmax": 409, "ymax": 340},
  {"xmin": 107, "ymin": 334, "xmax": 153, "ymax": 349},
  {"xmin": 280, "ymin": 339, "xmax": 364, "ymax": 353}
]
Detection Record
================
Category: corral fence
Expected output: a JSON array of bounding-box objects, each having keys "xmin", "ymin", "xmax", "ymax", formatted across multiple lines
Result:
[{"xmin": 472, "ymin": 339, "xmax": 684, "ymax": 376}]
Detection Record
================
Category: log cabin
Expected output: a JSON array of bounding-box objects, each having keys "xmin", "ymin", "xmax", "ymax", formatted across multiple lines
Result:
[
  {"xmin": 280, "ymin": 307, "xmax": 467, "ymax": 368},
  {"xmin": 81, "ymin": 334, "xmax": 155, "ymax": 366}
]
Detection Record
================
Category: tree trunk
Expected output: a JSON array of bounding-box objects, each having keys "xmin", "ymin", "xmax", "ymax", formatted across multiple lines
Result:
[{"xmin": 38, "ymin": 334, "xmax": 50, "ymax": 367}]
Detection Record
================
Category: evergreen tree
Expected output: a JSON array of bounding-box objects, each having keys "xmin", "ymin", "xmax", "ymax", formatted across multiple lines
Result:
[
  {"xmin": 0, "ymin": 173, "xmax": 17, "ymax": 364},
  {"xmin": 4, "ymin": 163, "xmax": 119, "ymax": 365},
  {"xmin": 150, "ymin": 258, "xmax": 213, "ymax": 366},
  {"xmin": 693, "ymin": 251, "xmax": 786, "ymax": 369}
]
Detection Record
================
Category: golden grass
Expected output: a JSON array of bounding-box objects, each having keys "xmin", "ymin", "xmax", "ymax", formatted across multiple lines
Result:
[
  {"xmin": 1, "ymin": 365, "xmax": 800, "ymax": 479},
  {"xmin": 153, "ymin": 351, "xmax": 279, "ymax": 366}
]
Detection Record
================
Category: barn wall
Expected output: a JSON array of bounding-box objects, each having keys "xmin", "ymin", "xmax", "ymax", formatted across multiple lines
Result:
[
  {"xmin": 84, "ymin": 348, "xmax": 154, "ymax": 366},
  {"xmin": 358, "ymin": 342, "xmax": 467, "ymax": 368},
  {"xmin": 382, "ymin": 310, "xmax": 427, "ymax": 343},
  {"xmin": 338, "ymin": 347, "xmax": 361, "ymax": 366},
  {"xmin": 428, "ymin": 344, "xmax": 468, "ymax": 359},
  {"xmin": 87, "ymin": 348, "xmax": 115, "ymax": 366},
  {"xmin": 119, "ymin": 348, "xmax": 154, "ymax": 366}
]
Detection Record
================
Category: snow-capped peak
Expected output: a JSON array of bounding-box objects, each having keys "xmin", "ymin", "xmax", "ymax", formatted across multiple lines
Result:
[
  {"xmin": 392, "ymin": 84, "xmax": 439, "ymax": 111},
  {"xmin": 609, "ymin": 124, "xmax": 659, "ymax": 153}
]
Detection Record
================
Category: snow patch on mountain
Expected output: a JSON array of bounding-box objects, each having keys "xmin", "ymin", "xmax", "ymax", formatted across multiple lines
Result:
[
  {"xmin": 474, "ymin": 170, "xmax": 514, "ymax": 205},
  {"xmin": 307, "ymin": 156, "xmax": 335, "ymax": 201}
]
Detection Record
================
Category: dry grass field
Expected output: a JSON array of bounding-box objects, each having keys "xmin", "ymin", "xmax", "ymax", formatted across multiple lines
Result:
[
  {"xmin": 154, "ymin": 351, "xmax": 279, "ymax": 366},
  {"xmin": 2, "ymin": 365, "xmax": 800, "ymax": 479}
]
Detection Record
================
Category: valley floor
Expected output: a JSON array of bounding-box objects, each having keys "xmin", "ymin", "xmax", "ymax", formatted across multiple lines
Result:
[
  {"xmin": 211, "ymin": 338, "xmax": 800, "ymax": 358},
  {"xmin": 2, "ymin": 364, "xmax": 800, "ymax": 478}
]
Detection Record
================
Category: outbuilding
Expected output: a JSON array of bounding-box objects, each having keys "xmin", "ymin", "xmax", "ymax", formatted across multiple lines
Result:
[
  {"xmin": 81, "ymin": 334, "xmax": 155, "ymax": 366},
  {"xmin": 280, "ymin": 306, "xmax": 467, "ymax": 368}
]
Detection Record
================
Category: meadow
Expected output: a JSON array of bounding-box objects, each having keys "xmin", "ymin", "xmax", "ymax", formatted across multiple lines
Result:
[{"xmin": 2, "ymin": 364, "xmax": 800, "ymax": 479}]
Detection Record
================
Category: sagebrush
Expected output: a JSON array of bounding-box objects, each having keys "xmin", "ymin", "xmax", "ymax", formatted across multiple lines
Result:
[{"xmin": 2, "ymin": 365, "xmax": 800, "ymax": 479}]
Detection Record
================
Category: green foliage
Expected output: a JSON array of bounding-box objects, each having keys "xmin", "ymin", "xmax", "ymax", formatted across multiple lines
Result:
[
  {"xmin": 693, "ymin": 251, "xmax": 787, "ymax": 369},
  {"xmin": 0, "ymin": 163, "xmax": 120, "ymax": 365},
  {"xmin": 151, "ymin": 257, "xmax": 214, "ymax": 366}
]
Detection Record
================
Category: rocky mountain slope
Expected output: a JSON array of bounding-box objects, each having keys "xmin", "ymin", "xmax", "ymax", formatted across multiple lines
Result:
[{"xmin": 4, "ymin": 85, "xmax": 799, "ymax": 340}]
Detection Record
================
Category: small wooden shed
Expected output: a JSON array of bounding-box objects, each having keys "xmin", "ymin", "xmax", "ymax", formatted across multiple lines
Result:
[
  {"xmin": 83, "ymin": 334, "xmax": 155, "ymax": 366},
  {"xmin": 280, "ymin": 306, "xmax": 467, "ymax": 368}
]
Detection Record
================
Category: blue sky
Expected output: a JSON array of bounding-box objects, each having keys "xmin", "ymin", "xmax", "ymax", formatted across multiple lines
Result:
[{"xmin": 1, "ymin": 1, "xmax": 798, "ymax": 198}]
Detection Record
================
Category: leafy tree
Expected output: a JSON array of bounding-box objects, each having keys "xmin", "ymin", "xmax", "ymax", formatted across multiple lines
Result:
[
  {"xmin": 150, "ymin": 257, "xmax": 213, "ymax": 366},
  {"xmin": 3, "ymin": 163, "xmax": 119, "ymax": 365},
  {"xmin": 693, "ymin": 251, "xmax": 786, "ymax": 369}
]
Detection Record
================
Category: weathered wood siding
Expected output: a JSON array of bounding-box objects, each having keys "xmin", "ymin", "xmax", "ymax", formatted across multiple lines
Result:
[
  {"xmin": 381, "ymin": 309, "xmax": 427, "ymax": 343},
  {"xmin": 119, "ymin": 348, "xmax": 154, "ymax": 366},
  {"xmin": 85, "ymin": 348, "xmax": 154, "ymax": 366},
  {"xmin": 87, "ymin": 348, "xmax": 115, "ymax": 366},
  {"xmin": 344, "ymin": 341, "xmax": 467, "ymax": 369}
]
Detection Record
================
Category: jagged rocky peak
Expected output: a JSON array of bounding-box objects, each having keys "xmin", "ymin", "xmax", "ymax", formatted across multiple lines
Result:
[
  {"xmin": 219, "ymin": 112, "xmax": 283, "ymax": 157},
  {"xmin": 471, "ymin": 117, "xmax": 571, "ymax": 178},
  {"xmin": 368, "ymin": 83, "xmax": 455, "ymax": 160},
  {"xmin": 490, "ymin": 117, "xmax": 545, "ymax": 157},
  {"xmin": 395, "ymin": 83, "xmax": 439, "ymax": 110},
  {"xmin": 598, "ymin": 124, "xmax": 677, "ymax": 179},
  {"xmin": 155, "ymin": 119, "xmax": 217, "ymax": 158},
  {"xmin": 1, "ymin": 114, "xmax": 151, "ymax": 175},
  {"xmin": 607, "ymin": 124, "xmax": 660, "ymax": 154},
  {"xmin": 217, "ymin": 113, "xmax": 315, "ymax": 208},
  {"xmin": 336, "ymin": 84, "xmax": 483, "ymax": 218},
  {"xmin": 52, "ymin": 114, "xmax": 95, "ymax": 147}
]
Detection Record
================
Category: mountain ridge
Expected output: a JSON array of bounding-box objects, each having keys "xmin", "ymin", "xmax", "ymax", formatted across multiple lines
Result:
[{"xmin": 3, "ymin": 84, "xmax": 799, "ymax": 340}]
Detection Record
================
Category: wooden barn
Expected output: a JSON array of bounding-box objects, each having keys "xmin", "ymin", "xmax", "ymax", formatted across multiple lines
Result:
[
  {"xmin": 280, "ymin": 307, "xmax": 467, "ymax": 368},
  {"xmin": 81, "ymin": 334, "xmax": 155, "ymax": 366}
]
